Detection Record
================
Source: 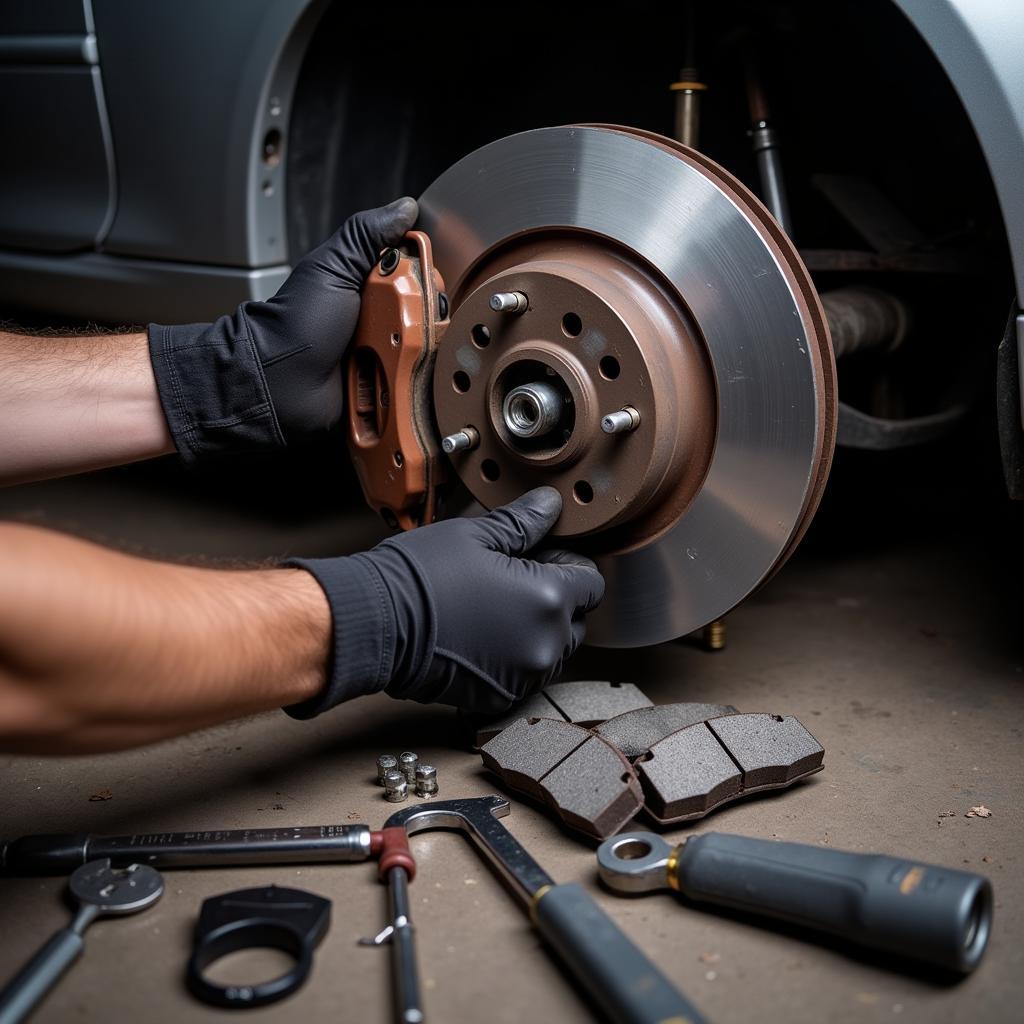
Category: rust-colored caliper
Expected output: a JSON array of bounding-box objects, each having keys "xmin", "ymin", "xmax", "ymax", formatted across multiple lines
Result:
[{"xmin": 345, "ymin": 231, "xmax": 449, "ymax": 530}]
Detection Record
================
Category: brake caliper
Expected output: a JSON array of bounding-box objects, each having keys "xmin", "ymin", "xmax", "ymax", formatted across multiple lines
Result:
[{"xmin": 346, "ymin": 231, "xmax": 448, "ymax": 530}]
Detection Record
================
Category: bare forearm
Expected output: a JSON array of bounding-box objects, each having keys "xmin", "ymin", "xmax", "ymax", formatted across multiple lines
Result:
[
  {"xmin": 0, "ymin": 330, "xmax": 174, "ymax": 485},
  {"xmin": 0, "ymin": 524, "xmax": 330, "ymax": 753}
]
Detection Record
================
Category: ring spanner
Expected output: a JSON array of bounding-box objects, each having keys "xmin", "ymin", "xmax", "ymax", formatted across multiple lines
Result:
[{"xmin": 598, "ymin": 831, "xmax": 992, "ymax": 974}]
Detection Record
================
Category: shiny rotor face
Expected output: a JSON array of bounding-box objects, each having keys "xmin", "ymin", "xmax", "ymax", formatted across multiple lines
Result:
[{"xmin": 419, "ymin": 125, "xmax": 835, "ymax": 647}]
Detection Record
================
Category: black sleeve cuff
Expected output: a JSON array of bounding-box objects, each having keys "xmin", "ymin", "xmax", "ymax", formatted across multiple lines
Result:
[
  {"xmin": 281, "ymin": 555, "xmax": 396, "ymax": 719},
  {"xmin": 148, "ymin": 312, "xmax": 285, "ymax": 462}
]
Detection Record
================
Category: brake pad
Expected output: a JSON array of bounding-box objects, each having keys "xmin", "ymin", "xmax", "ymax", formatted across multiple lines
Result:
[
  {"xmin": 543, "ymin": 680, "xmax": 653, "ymax": 726},
  {"xmin": 479, "ymin": 717, "xmax": 589, "ymax": 801},
  {"xmin": 463, "ymin": 692, "xmax": 555, "ymax": 748},
  {"xmin": 595, "ymin": 703, "xmax": 738, "ymax": 760},
  {"xmin": 480, "ymin": 718, "xmax": 643, "ymax": 839},
  {"xmin": 466, "ymin": 680, "xmax": 653, "ymax": 747},
  {"xmin": 637, "ymin": 714, "xmax": 824, "ymax": 825}
]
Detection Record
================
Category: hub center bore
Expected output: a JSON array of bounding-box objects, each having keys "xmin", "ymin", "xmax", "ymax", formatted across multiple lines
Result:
[{"xmin": 502, "ymin": 380, "xmax": 563, "ymax": 440}]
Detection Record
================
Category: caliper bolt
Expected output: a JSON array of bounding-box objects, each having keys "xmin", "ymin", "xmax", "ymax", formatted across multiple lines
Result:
[
  {"xmin": 399, "ymin": 751, "xmax": 419, "ymax": 784},
  {"xmin": 379, "ymin": 248, "xmax": 401, "ymax": 276},
  {"xmin": 376, "ymin": 753, "xmax": 398, "ymax": 785},
  {"xmin": 414, "ymin": 764, "xmax": 439, "ymax": 798},
  {"xmin": 601, "ymin": 406, "xmax": 641, "ymax": 435},
  {"xmin": 441, "ymin": 426, "xmax": 480, "ymax": 454},
  {"xmin": 383, "ymin": 770, "xmax": 408, "ymax": 802},
  {"xmin": 489, "ymin": 291, "xmax": 529, "ymax": 314},
  {"xmin": 702, "ymin": 618, "xmax": 727, "ymax": 651}
]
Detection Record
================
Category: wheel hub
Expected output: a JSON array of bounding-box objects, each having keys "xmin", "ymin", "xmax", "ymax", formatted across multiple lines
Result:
[{"xmin": 434, "ymin": 238, "xmax": 716, "ymax": 545}]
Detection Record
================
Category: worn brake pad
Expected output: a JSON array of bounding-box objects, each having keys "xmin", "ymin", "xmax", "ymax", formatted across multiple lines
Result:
[
  {"xmin": 543, "ymin": 680, "xmax": 654, "ymax": 726},
  {"xmin": 637, "ymin": 713, "xmax": 824, "ymax": 825},
  {"xmin": 595, "ymin": 703, "xmax": 738, "ymax": 760},
  {"xmin": 465, "ymin": 680, "xmax": 653, "ymax": 748},
  {"xmin": 478, "ymin": 717, "xmax": 588, "ymax": 801},
  {"xmin": 480, "ymin": 718, "xmax": 643, "ymax": 839}
]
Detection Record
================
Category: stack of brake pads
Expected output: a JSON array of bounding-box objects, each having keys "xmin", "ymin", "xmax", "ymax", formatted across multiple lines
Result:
[{"xmin": 472, "ymin": 681, "xmax": 824, "ymax": 841}]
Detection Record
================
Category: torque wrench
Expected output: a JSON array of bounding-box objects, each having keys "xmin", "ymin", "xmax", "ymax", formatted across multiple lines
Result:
[{"xmin": 1, "ymin": 824, "xmax": 378, "ymax": 875}]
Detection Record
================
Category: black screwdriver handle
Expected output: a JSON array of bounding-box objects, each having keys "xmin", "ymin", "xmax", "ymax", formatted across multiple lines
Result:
[{"xmin": 674, "ymin": 833, "xmax": 992, "ymax": 973}]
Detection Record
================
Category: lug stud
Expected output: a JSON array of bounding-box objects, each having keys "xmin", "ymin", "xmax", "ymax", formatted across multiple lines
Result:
[
  {"xmin": 489, "ymin": 291, "xmax": 528, "ymax": 313},
  {"xmin": 601, "ymin": 406, "xmax": 641, "ymax": 434}
]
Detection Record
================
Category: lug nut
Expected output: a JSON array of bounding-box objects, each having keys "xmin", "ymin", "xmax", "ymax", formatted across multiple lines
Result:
[
  {"xmin": 489, "ymin": 291, "xmax": 528, "ymax": 313},
  {"xmin": 414, "ymin": 764, "xmax": 438, "ymax": 798},
  {"xmin": 383, "ymin": 770, "xmax": 409, "ymax": 803},
  {"xmin": 601, "ymin": 406, "xmax": 641, "ymax": 434},
  {"xmin": 441, "ymin": 426, "xmax": 480, "ymax": 454},
  {"xmin": 376, "ymin": 753, "xmax": 398, "ymax": 785},
  {"xmin": 398, "ymin": 751, "xmax": 419, "ymax": 784}
]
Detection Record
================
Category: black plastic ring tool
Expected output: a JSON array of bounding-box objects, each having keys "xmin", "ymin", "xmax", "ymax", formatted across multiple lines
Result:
[{"xmin": 186, "ymin": 885, "xmax": 331, "ymax": 1009}]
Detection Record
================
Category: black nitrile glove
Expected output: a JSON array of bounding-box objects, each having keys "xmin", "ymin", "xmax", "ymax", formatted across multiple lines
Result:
[
  {"xmin": 148, "ymin": 197, "xmax": 418, "ymax": 461},
  {"xmin": 285, "ymin": 487, "xmax": 605, "ymax": 717}
]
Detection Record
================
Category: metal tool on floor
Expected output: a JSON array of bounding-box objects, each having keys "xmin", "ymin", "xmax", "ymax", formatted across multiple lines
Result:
[
  {"xmin": 375, "ymin": 796, "xmax": 706, "ymax": 1024},
  {"xmin": 0, "ymin": 859, "xmax": 163, "ymax": 1024},
  {"xmin": 1, "ymin": 823, "xmax": 381, "ymax": 875},
  {"xmin": 597, "ymin": 832, "xmax": 993, "ymax": 974},
  {"xmin": 359, "ymin": 825, "xmax": 422, "ymax": 1024},
  {"xmin": 187, "ymin": 885, "xmax": 331, "ymax": 1009}
]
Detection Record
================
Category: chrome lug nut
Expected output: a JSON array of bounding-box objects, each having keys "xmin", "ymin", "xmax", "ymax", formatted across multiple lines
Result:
[
  {"xmin": 441, "ymin": 426, "xmax": 479, "ymax": 454},
  {"xmin": 489, "ymin": 290, "xmax": 528, "ymax": 313},
  {"xmin": 414, "ymin": 764, "xmax": 438, "ymax": 798},
  {"xmin": 383, "ymin": 773, "xmax": 409, "ymax": 803},
  {"xmin": 398, "ymin": 751, "xmax": 419, "ymax": 784},
  {"xmin": 376, "ymin": 753, "xmax": 398, "ymax": 785},
  {"xmin": 601, "ymin": 406, "xmax": 641, "ymax": 435}
]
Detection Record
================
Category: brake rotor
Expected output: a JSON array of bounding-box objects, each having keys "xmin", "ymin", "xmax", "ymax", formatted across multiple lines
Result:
[
  {"xmin": 416, "ymin": 125, "xmax": 836, "ymax": 646},
  {"xmin": 415, "ymin": 125, "xmax": 835, "ymax": 647}
]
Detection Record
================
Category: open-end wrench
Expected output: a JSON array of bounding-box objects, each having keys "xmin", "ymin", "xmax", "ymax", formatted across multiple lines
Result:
[
  {"xmin": 597, "ymin": 831, "xmax": 992, "ymax": 974},
  {"xmin": 0, "ymin": 859, "xmax": 163, "ymax": 1024},
  {"xmin": 378, "ymin": 796, "xmax": 707, "ymax": 1024}
]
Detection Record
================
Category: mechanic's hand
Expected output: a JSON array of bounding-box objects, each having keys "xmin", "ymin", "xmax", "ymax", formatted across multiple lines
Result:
[
  {"xmin": 284, "ymin": 487, "xmax": 606, "ymax": 717},
  {"xmin": 148, "ymin": 197, "xmax": 418, "ymax": 461}
]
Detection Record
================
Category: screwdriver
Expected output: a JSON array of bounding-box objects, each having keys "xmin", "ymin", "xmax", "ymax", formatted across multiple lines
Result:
[
  {"xmin": 597, "ymin": 831, "xmax": 992, "ymax": 974},
  {"xmin": 1, "ymin": 824, "xmax": 380, "ymax": 875}
]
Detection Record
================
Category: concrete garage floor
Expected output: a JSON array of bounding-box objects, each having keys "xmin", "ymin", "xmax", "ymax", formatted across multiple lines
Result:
[{"xmin": 0, "ymin": 434, "xmax": 1021, "ymax": 1022}]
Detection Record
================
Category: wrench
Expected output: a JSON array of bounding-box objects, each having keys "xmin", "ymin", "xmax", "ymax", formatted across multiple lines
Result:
[
  {"xmin": 597, "ymin": 831, "xmax": 992, "ymax": 974},
  {"xmin": 0, "ymin": 859, "xmax": 163, "ymax": 1024},
  {"xmin": 378, "ymin": 795, "xmax": 706, "ymax": 1024},
  {"xmin": 1, "ymin": 824, "xmax": 375, "ymax": 874}
]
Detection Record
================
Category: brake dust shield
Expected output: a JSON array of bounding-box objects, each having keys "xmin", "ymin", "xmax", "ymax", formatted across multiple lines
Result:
[{"xmin": 355, "ymin": 125, "xmax": 835, "ymax": 647}]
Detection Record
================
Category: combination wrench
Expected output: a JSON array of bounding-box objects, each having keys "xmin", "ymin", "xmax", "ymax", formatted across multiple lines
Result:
[{"xmin": 0, "ymin": 859, "xmax": 163, "ymax": 1024}]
